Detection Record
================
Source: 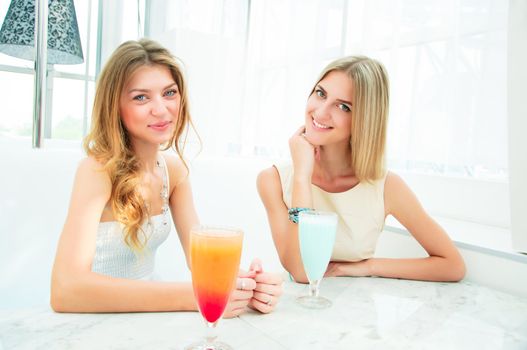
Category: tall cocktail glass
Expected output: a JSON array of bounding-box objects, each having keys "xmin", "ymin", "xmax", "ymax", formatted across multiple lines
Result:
[
  {"xmin": 296, "ymin": 210, "xmax": 338, "ymax": 309},
  {"xmin": 186, "ymin": 225, "xmax": 243, "ymax": 350}
]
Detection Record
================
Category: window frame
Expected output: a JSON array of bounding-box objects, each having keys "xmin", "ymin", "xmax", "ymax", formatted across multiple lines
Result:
[
  {"xmin": 0, "ymin": 0, "xmax": 98, "ymax": 142},
  {"xmin": 507, "ymin": 0, "xmax": 527, "ymax": 253}
]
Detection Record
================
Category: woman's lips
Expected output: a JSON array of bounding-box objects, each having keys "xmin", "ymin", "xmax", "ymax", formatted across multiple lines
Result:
[
  {"xmin": 312, "ymin": 118, "xmax": 332, "ymax": 131},
  {"xmin": 148, "ymin": 121, "xmax": 172, "ymax": 131}
]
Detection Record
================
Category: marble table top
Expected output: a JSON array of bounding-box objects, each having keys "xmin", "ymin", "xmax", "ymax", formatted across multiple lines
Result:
[{"xmin": 1, "ymin": 277, "xmax": 526, "ymax": 349}]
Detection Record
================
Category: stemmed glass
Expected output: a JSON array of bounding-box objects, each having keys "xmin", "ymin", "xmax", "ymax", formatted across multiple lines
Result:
[
  {"xmin": 296, "ymin": 210, "xmax": 338, "ymax": 309},
  {"xmin": 185, "ymin": 225, "xmax": 243, "ymax": 350}
]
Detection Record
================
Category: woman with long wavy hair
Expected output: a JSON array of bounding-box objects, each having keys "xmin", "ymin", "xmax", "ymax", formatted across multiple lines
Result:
[{"xmin": 51, "ymin": 39, "xmax": 282, "ymax": 314}]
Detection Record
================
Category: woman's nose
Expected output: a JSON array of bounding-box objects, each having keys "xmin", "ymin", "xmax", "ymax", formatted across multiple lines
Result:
[
  {"xmin": 315, "ymin": 101, "xmax": 332, "ymax": 121},
  {"xmin": 151, "ymin": 97, "xmax": 168, "ymax": 116}
]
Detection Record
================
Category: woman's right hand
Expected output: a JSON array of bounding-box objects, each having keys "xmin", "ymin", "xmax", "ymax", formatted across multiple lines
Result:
[{"xmin": 289, "ymin": 126, "xmax": 316, "ymax": 180}]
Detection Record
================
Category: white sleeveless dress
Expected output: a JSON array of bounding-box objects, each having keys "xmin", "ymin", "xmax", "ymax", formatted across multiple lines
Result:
[{"xmin": 91, "ymin": 157, "xmax": 171, "ymax": 280}]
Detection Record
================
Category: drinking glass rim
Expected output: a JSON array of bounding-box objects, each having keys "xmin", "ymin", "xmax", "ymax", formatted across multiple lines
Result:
[
  {"xmin": 190, "ymin": 224, "xmax": 244, "ymax": 237},
  {"xmin": 298, "ymin": 210, "xmax": 337, "ymax": 218}
]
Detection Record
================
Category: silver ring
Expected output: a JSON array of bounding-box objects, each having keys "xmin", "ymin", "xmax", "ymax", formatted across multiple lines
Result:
[{"xmin": 240, "ymin": 279, "xmax": 246, "ymax": 290}]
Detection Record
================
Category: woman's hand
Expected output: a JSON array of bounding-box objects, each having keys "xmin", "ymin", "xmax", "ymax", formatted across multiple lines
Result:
[
  {"xmin": 289, "ymin": 126, "xmax": 316, "ymax": 181},
  {"xmin": 223, "ymin": 270, "xmax": 257, "ymax": 318},
  {"xmin": 247, "ymin": 259, "xmax": 284, "ymax": 314},
  {"xmin": 224, "ymin": 259, "xmax": 284, "ymax": 318},
  {"xmin": 324, "ymin": 260, "xmax": 373, "ymax": 278},
  {"xmin": 324, "ymin": 262, "xmax": 342, "ymax": 277}
]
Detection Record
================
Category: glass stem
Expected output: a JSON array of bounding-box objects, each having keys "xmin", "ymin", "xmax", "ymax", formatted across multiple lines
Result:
[
  {"xmin": 309, "ymin": 279, "xmax": 321, "ymax": 297},
  {"xmin": 204, "ymin": 321, "xmax": 218, "ymax": 346}
]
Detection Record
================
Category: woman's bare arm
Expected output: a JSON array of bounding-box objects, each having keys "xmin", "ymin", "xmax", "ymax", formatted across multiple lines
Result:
[{"xmin": 50, "ymin": 157, "xmax": 197, "ymax": 312}]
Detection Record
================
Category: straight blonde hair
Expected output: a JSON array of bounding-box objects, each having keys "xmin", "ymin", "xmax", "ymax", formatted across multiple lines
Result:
[
  {"xmin": 83, "ymin": 39, "xmax": 194, "ymax": 251},
  {"xmin": 313, "ymin": 56, "xmax": 389, "ymax": 182}
]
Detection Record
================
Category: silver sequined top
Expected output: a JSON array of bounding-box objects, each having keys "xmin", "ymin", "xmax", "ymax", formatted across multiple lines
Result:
[{"xmin": 91, "ymin": 156, "xmax": 171, "ymax": 280}]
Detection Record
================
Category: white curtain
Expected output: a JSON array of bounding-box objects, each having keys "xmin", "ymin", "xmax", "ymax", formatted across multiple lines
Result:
[
  {"xmin": 148, "ymin": 0, "xmax": 249, "ymax": 156},
  {"xmin": 243, "ymin": 0, "xmax": 508, "ymax": 179},
  {"xmin": 147, "ymin": 0, "xmax": 510, "ymax": 225}
]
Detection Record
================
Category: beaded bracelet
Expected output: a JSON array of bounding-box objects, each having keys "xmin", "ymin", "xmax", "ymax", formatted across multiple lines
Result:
[{"xmin": 288, "ymin": 207, "xmax": 313, "ymax": 224}]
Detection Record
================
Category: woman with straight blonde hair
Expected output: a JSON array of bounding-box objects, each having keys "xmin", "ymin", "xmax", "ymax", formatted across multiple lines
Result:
[
  {"xmin": 51, "ymin": 38, "xmax": 282, "ymax": 315},
  {"xmin": 257, "ymin": 56, "xmax": 466, "ymax": 282}
]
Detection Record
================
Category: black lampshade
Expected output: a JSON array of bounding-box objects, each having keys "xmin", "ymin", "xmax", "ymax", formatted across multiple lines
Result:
[{"xmin": 0, "ymin": 0, "xmax": 83, "ymax": 64}]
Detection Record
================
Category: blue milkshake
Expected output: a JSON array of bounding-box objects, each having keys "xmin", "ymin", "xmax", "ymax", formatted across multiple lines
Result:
[{"xmin": 297, "ymin": 210, "xmax": 338, "ymax": 309}]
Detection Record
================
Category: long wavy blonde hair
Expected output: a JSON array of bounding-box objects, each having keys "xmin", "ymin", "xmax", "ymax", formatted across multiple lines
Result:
[
  {"xmin": 83, "ymin": 39, "xmax": 193, "ymax": 251},
  {"xmin": 312, "ymin": 56, "xmax": 389, "ymax": 182}
]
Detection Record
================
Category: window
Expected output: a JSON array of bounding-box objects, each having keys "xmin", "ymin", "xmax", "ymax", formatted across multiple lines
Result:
[
  {"xmin": 344, "ymin": 0, "xmax": 510, "ymax": 228},
  {"xmin": 147, "ymin": 0, "xmax": 512, "ymax": 236},
  {"xmin": 1, "ymin": 0, "xmax": 523, "ymax": 251},
  {"xmin": 0, "ymin": 0, "xmax": 99, "ymax": 141},
  {"xmin": 243, "ymin": 0, "xmax": 346, "ymax": 158},
  {"xmin": 148, "ymin": 0, "xmax": 250, "ymax": 156},
  {"xmin": 237, "ymin": 0, "xmax": 510, "ymax": 229}
]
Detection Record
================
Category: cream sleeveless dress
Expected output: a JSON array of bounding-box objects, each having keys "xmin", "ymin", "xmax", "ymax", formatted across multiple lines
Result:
[
  {"xmin": 91, "ymin": 157, "xmax": 171, "ymax": 279},
  {"xmin": 275, "ymin": 161, "xmax": 386, "ymax": 262}
]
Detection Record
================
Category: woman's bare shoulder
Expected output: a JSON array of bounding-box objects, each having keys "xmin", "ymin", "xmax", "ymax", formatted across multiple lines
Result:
[
  {"xmin": 161, "ymin": 152, "xmax": 189, "ymax": 188},
  {"xmin": 257, "ymin": 166, "xmax": 283, "ymax": 198},
  {"xmin": 257, "ymin": 166, "xmax": 280, "ymax": 184},
  {"xmin": 384, "ymin": 170, "xmax": 421, "ymax": 216},
  {"xmin": 384, "ymin": 171, "xmax": 411, "ymax": 195},
  {"xmin": 77, "ymin": 155, "xmax": 106, "ymax": 172},
  {"xmin": 74, "ymin": 156, "xmax": 111, "ymax": 194}
]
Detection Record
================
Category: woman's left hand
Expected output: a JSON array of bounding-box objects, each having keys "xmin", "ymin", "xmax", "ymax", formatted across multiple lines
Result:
[
  {"xmin": 223, "ymin": 270, "xmax": 257, "ymax": 318},
  {"xmin": 324, "ymin": 260, "xmax": 373, "ymax": 277},
  {"xmin": 324, "ymin": 262, "xmax": 341, "ymax": 277},
  {"xmin": 247, "ymin": 259, "xmax": 284, "ymax": 314}
]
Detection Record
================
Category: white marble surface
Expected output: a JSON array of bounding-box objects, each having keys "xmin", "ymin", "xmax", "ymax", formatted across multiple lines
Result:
[{"xmin": 1, "ymin": 278, "xmax": 526, "ymax": 350}]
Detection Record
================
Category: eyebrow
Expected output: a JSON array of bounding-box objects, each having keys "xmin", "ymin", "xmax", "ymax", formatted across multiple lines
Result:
[
  {"xmin": 127, "ymin": 82, "xmax": 178, "ymax": 94},
  {"xmin": 316, "ymin": 84, "xmax": 353, "ymax": 106}
]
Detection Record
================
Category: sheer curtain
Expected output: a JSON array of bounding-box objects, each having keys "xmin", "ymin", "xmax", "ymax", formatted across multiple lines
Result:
[
  {"xmin": 245, "ymin": 0, "xmax": 509, "ymax": 227},
  {"xmin": 147, "ymin": 0, "xmax": 510, "ymax": 227},
  {"xmin": 148, "ymin": 0, "xmax": 249, "ymax": 156},
  {"xmin": 241, "ymin": 0, "xmax": 346, "ymax": 157},
  {"xmin": 351, "ymin": 0, "xmax": 508, "ymax": 180},
  {"xmin": 243, "ymin": 0, "xmax": 508, "ymax": 179}
]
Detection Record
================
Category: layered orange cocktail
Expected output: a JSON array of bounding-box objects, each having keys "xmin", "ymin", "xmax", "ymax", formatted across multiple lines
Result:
[{"xmin": 190, "ymin": 226, "xmax": 243, "ymax": 323}]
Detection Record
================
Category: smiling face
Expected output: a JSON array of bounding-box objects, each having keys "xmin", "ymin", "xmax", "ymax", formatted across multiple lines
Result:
[
  {"xmin": 119, "ymin": 64, "xmax": 181, "ymax": 147},
  {"xmin": 304, "ymin": 70, "xmax": 354, "ymax": 147}
]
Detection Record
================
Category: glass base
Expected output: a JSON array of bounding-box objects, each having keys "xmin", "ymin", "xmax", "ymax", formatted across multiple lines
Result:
[
  {"xmin": 185, "ymin": 340, "xmax": 233, "ymax": 350},
  {"xmin": 296, "ymin": 295, "xmax": 332, "ymax": 309}
]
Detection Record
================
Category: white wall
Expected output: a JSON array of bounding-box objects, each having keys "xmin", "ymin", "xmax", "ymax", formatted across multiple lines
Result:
[{"xmin": 0, "ymin": 142, "xmax": 525, "ymax": 310}]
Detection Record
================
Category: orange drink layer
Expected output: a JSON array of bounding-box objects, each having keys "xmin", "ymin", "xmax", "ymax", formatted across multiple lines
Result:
[{"xmin": 190, "ymin": 229, "xmax": 243, "ymax": 323}]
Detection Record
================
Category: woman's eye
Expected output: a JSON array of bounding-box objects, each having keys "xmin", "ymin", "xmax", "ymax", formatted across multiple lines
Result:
[
  {"xmin": 339, "ymin": 103, "xmax": 351, "ymax": 112},
  {"xmin": 165, "ymin": 89, "xmax": 178, "ymax": 97},
  {"xmin": 133, "ymin": 94, "xmax": 147, "ymax": 101},
  {"xmin": 315, "ymin": 89, "xmax": 325, "ymax": 98}
]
